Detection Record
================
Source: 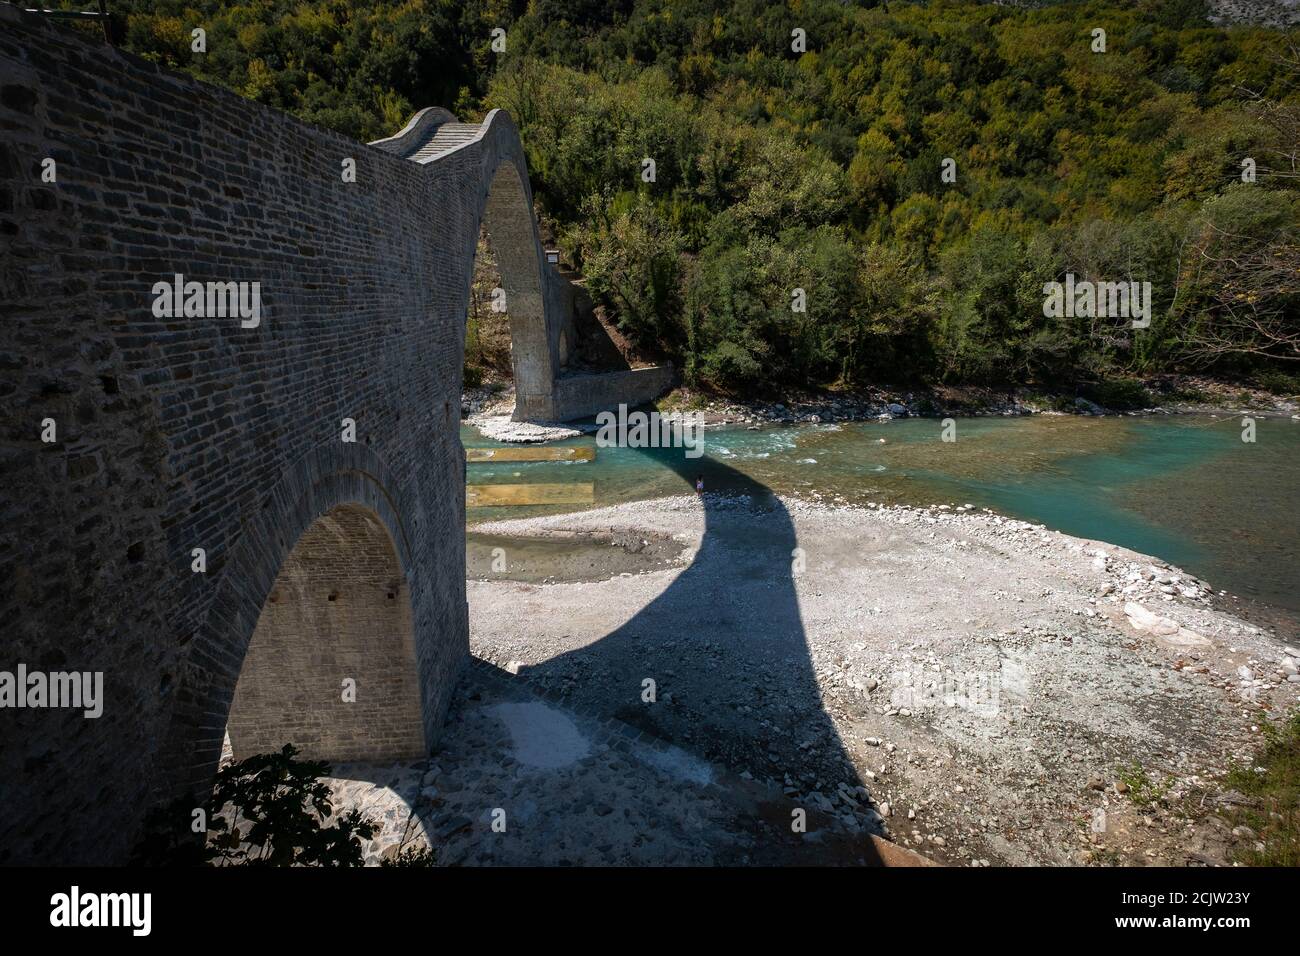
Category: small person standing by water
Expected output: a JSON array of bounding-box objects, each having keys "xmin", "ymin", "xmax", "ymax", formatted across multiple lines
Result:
[{"xmin": 695, "ymin": 474, "xmax": 704, "ymax": 494}]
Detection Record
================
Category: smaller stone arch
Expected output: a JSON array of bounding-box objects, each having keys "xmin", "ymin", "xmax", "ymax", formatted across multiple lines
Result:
[
  {"xmin": 226, "ymin": 502, "xmax": 424, "ymax": 762},
  {"xmin": 157, "ymin": 442, "xmax": 452, "ymax": 801}
]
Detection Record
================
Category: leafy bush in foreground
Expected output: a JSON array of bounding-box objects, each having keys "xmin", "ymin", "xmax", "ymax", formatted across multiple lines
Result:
[{"xmin": 132, "ymin": 744, "xmax": 377, "ymax": 866}]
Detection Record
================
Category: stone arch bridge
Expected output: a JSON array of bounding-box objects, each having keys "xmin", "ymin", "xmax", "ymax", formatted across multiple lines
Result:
[{"xmin": 0, "ymin": 8, "xmax": 668, "ymax": 864}]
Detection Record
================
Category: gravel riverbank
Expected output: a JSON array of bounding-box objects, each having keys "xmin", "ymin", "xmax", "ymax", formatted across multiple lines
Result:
[
  {"xmin": 325, "ymin": 659, "xmax": 925, "ymax": 866},
  {"xmin": 467, "ymin": 493, "xmax": 1299, "ymax": 865}
]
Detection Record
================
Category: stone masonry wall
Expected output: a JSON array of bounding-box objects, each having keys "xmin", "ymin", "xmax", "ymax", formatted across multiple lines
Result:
[
  {"xmin": 0, "ymin": 8, "xmax": 551, "ymax": 863},
  {"xmin": 552, "ymin": 366, "xmax": 677, "ymax": 421}
]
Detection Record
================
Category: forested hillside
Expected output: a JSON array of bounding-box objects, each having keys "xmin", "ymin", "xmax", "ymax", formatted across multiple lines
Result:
[{"xmin": 98, "ymin": 0, "xmax": 1299, "ymax": 396}]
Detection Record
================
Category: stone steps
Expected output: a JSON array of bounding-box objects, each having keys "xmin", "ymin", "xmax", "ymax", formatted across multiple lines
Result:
[{"xmin": 408, "ymin": 122, "xmax": 482, "ymax": 162}]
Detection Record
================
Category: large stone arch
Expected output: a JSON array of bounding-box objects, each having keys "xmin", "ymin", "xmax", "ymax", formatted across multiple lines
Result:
[
  {"xmin": 377, "ymin": 108, "xmax": 565, "ymax": 420},
  {"xmin": 477, "ymin": 147, "xmax": 556, "ymax": 421}
]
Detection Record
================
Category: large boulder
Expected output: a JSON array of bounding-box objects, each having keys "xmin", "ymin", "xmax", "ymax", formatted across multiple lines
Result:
[
  {"xmin": 1074, "ymin": 396, "xmax": 1105, "ymax": 415},
  {"xmin": 1124, "ymin": 602, "xmax": 1211, "ymax": 648}
]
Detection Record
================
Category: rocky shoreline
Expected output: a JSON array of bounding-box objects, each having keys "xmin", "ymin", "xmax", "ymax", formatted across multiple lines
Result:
[
  {"xmin": 654, "ymin": 376, "xmax": 1300, "ymax": 429},
  {"xmin": 463, "ymin": 376, "xmax": 1299, "ymax": 441}
]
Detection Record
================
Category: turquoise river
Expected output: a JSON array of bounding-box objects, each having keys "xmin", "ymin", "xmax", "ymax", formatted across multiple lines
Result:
[{"xmin": 464, "ymin": 414, "xmax": 1299, "ymax": 634}]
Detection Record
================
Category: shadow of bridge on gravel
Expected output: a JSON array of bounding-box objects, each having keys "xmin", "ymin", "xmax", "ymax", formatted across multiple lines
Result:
[{"xmin": 511, "ymin": 438, "xmax": 884, "ymax": 863}]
